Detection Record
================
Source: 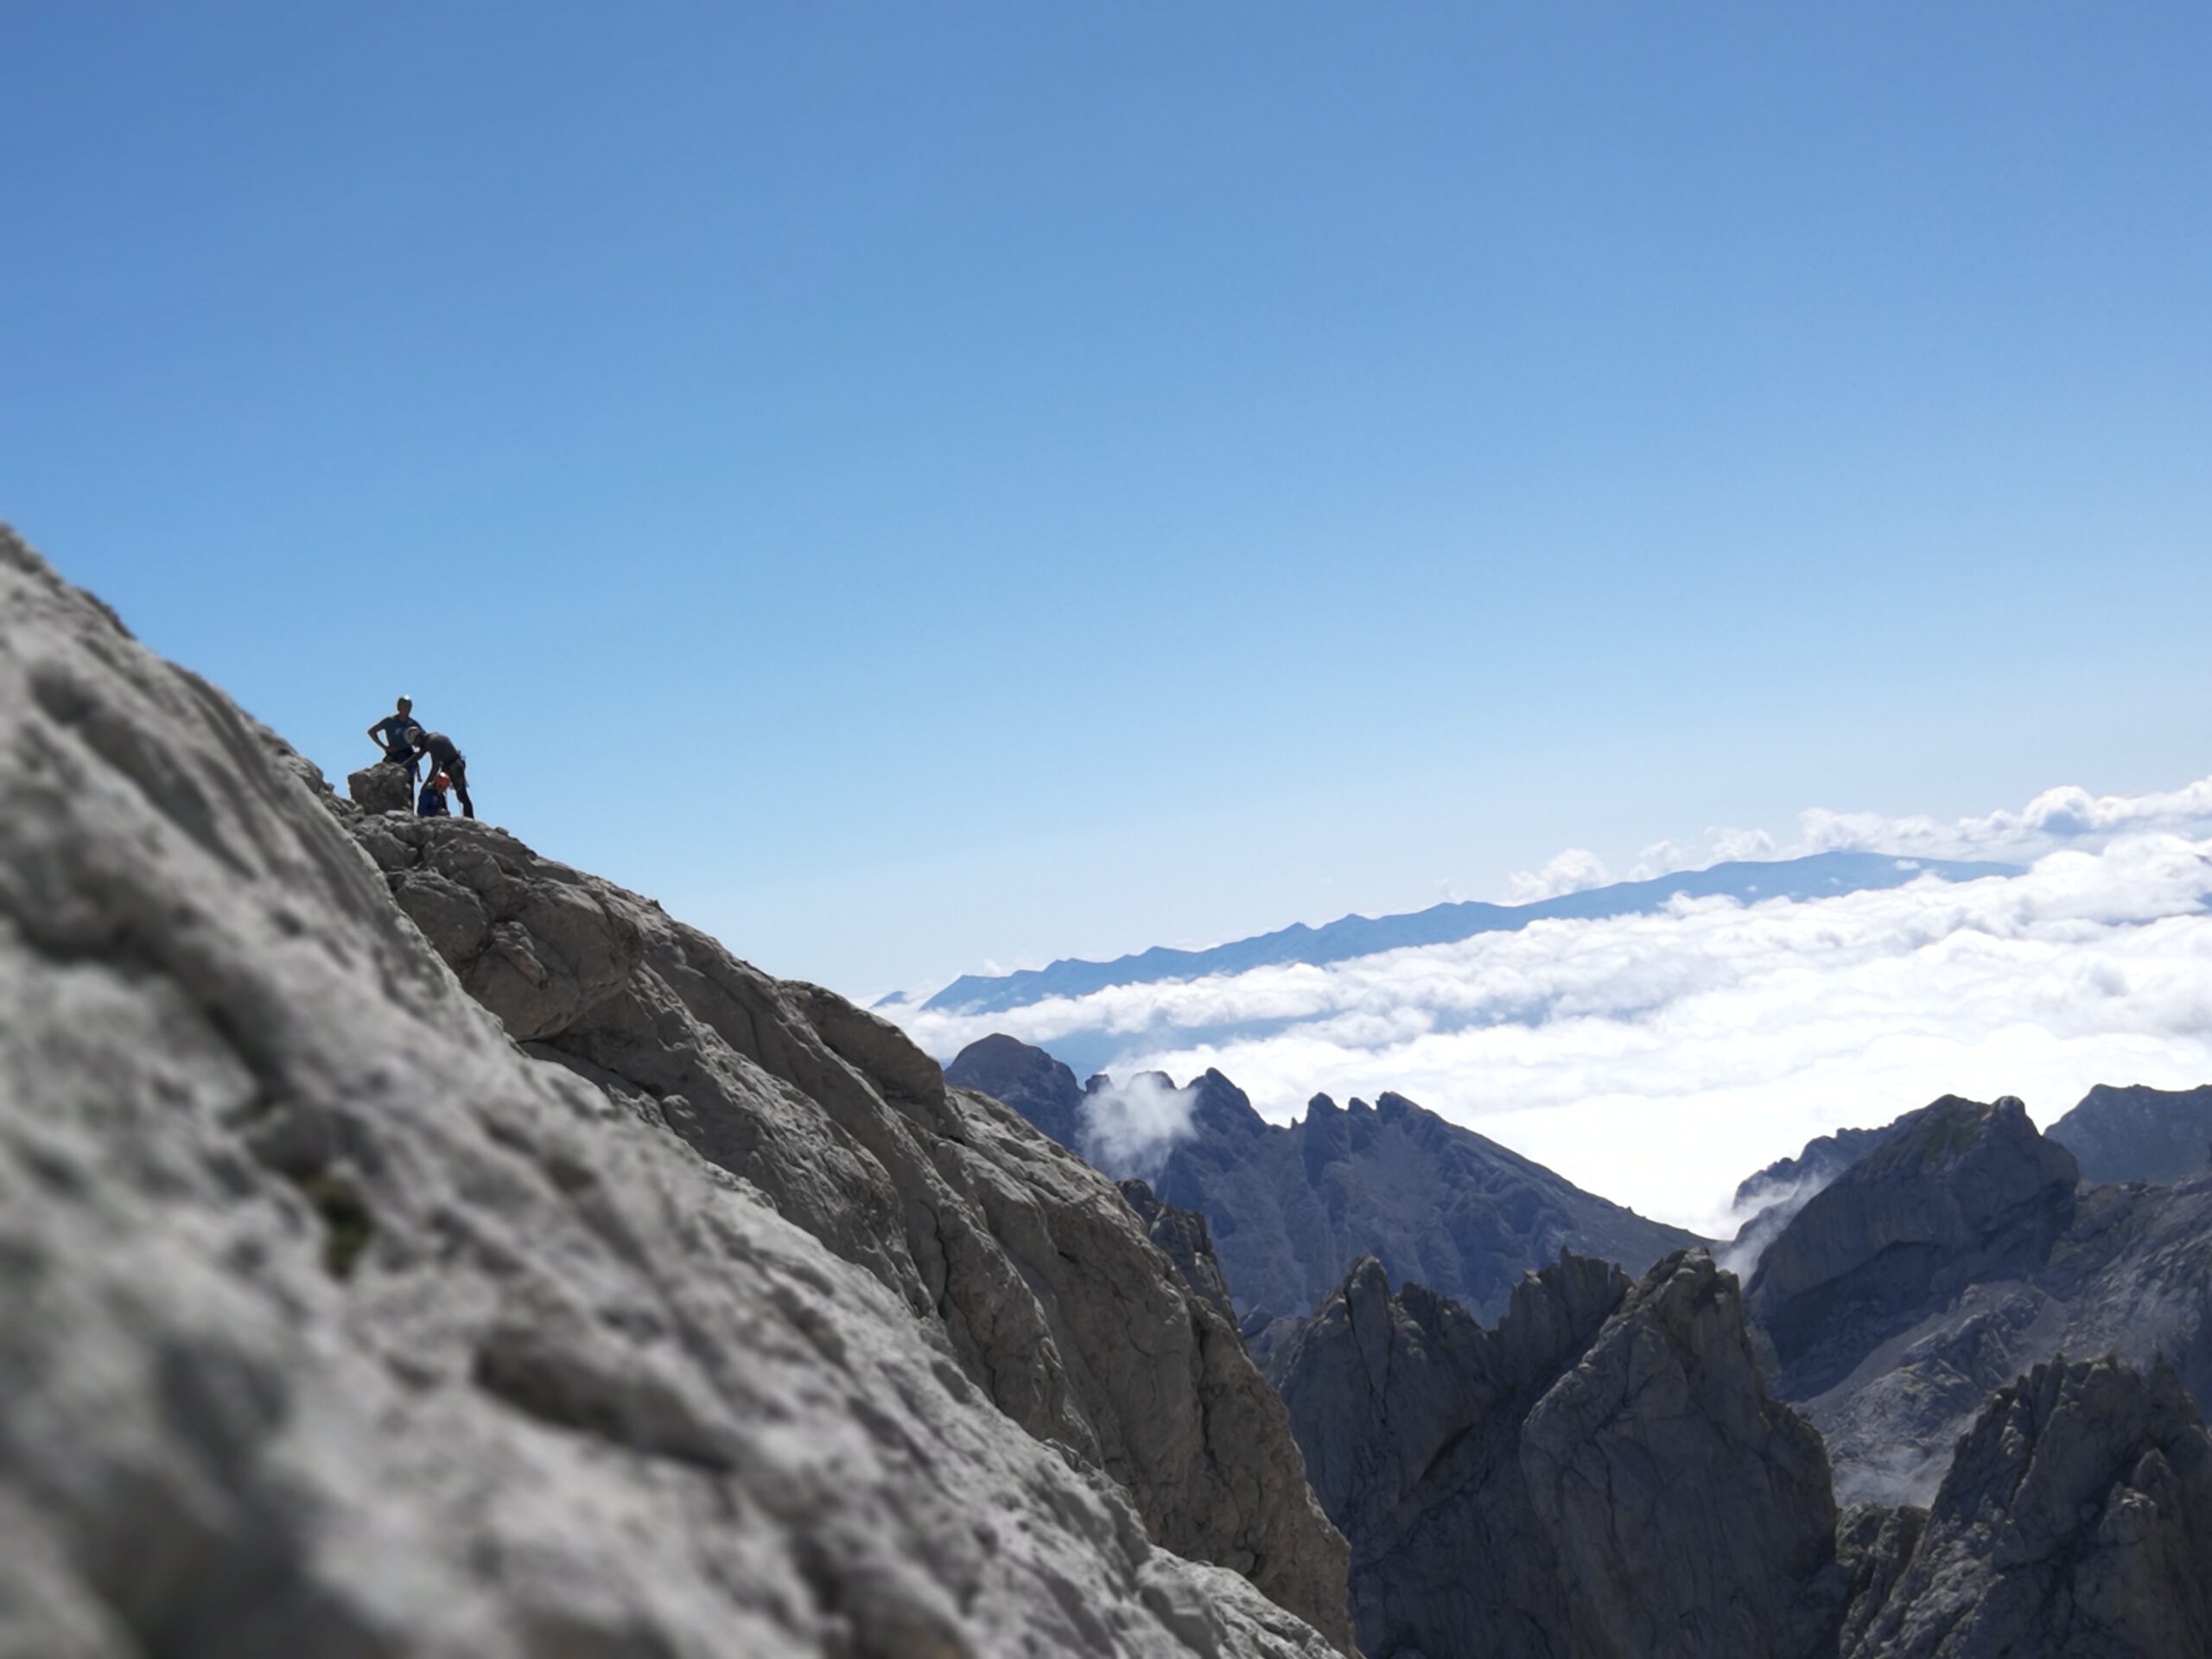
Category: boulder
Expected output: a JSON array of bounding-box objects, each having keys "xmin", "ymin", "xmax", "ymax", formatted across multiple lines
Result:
[{"xmin": 346, "ymin": 758, "xmax": 415, "ymax": 813}]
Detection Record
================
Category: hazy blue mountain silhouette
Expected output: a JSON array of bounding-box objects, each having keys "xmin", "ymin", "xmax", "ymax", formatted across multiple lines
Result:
[
  {"xmin": 909, "ymin": 851, "xmax": 2018, "ymax": 1018},
  {"xmin": 945, "ymin": 1037, "xmax": 1705, "ymax": 1324}
]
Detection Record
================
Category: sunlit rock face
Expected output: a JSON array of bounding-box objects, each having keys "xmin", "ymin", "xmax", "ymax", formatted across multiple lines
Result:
[{"xmin": 0, "ymin": 524, "xmax": 1351, "ymax": 1659}]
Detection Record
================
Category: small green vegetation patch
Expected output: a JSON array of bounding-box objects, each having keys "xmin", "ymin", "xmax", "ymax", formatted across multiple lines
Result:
[{"xmin": 297, "ymin": 1174, "xmax": 375, "ymax": 1280}]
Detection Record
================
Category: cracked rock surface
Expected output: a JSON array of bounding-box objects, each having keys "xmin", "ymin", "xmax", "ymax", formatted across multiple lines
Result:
[
  {"xmin": 1274, "ymin": 1248, "xmax": 1847, "ymax": 1659},
  {"xmin": 0, "ymin": 524, "xmax": 1347, "ymax": 1659},
  {"xmin": 346, "ymin": 811, "xmax": 1351, "ymax": 1649},
  {"xmin": 1120, "ymin": 1179, "xmax": 1239, "ymax": 1326},
  {"xmin": 1843, "ymin": 1354, "xmax": 2212, "ymax": 1658},
  {"xmin": 1744, "ymin": 1095, "xmax": 2212, "ymax": 1506}
]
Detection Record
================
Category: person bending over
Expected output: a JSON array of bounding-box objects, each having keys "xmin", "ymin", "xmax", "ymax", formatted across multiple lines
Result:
[{"xmin": 406, "ymin": 729, "xmax": 474, "ymax": 819}]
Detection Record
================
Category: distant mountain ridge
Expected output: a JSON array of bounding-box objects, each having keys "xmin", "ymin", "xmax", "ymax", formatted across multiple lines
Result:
[
  {"xmin": 906, "ymin": 850, "xmax": 2019, "ymax": 1017},
  {"xmin": 2047, "ymin": 1082, "xmax": 2212, "ymax": 1185},
  {"xmin": 947, "ymin": 1034, "xmax": 1706, "ymax": 1324}
]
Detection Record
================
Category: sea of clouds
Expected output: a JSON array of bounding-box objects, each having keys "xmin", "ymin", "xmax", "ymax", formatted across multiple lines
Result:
[{"xmin": 891, "ymin": 778, "xmax": 2212, "ymax": 1235}]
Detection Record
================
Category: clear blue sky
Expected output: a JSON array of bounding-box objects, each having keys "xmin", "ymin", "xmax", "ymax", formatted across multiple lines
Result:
[{"xmin": 5, "ymin": 3, "xmax": 2207, "ymax": 997}]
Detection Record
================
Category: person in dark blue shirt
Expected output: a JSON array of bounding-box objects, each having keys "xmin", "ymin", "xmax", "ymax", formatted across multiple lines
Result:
[
  {"xmin": 416, "ymin": 772, "xmax": 451, "ymax": 817},
  {"xmin": 366, "ymin": 696, "xmax": 422, "ymax": 785},
  {"xmin": 404, "ymin": 729, "xmax": 474, "ymax": 819}
]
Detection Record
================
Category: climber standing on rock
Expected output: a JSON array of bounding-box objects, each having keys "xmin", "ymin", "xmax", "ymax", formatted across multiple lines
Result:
[
  {"xmin": 365, "ymin": 696, "xmax": 423, "ymax": 785},
  {"xmin": 404, "ymin": 727, "xmax": 474, "ymax": 819}
]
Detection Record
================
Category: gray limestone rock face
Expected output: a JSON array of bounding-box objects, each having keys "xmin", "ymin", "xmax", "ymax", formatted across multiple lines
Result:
[
  {"xmin": 1520, "ymin": 1251, "xmax": 1845, "ymax": 1659},
  {"xmin": 1122, "ymin": 1179, "xmax": 1239, "ymax": 1325},
  {"xmin": 1799, "ymin": 1167, "xmax": 2212, "ymax": 1505},
  {"xmin": 0, "ymin": 524, "xmax": 1347, "ymax": 1659},
  {"xmin": 1748, "ymin": 1096, "xmax": 2081, "ymax": 1399},
  {"xmin": 1844, "ymin": 1356, "xmax": 2212, "ymax": 1658},
  {"xmin": 1274, "ymin": 1248, "xmax": 1845, "ymax": 1659},
  {"xmin": 346, "ymin": 759, "xmax": 415, "ymax": 814},
  {"xmin": 2047, "ymin": 1082, "xmax": 2212, "ymax": 1185},
  {"xmin": 1743, "ymin": 1094, "xmax": 2212, "ymax": 1507},
  {"xmin": 359, "ymin": 817, "xmax": 1351, "ymax": 1648},
  {"xmin": 1726, "ymin": 1123, "xmax": 1899, "ymax": 1277}
]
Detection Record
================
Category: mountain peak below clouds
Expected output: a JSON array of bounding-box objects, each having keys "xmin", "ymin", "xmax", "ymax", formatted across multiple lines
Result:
[{"xmin": 908, "ymin": 850, "xmax": 2018, "ymax": 1020}]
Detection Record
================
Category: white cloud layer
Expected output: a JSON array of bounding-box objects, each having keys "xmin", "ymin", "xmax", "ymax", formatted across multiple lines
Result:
[
  {"xmin": 1500, "ymin": 773, "xmax": 2212, "ymax": 899},
  {"xmin": 1798, "ymin": 777, "xmax": 2212, "ymax": 861},
  {"xmin": 898, "ymin": 824, "xmax": 2212, "ymax": 1237}
]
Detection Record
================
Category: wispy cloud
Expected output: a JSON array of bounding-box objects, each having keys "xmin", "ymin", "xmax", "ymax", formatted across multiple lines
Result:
[
  {"xmin": 1510, "ymin": 774, "xmax": 2212, "ymax": 899},
  {"xmin": 1796, "ymin": 777, "xmax": 2212, "ymax": 862},
  {"xmin": 1078, "ymin": 1072, "xmax": 1199, "ymax": 1183},
  {"xmin": 1503, "ymin": 847, "xmax": 1612, "ymax": 904},
  {"xmin": 895, "ymin": 818, "xmax": 2212, "ymax": 1235}
]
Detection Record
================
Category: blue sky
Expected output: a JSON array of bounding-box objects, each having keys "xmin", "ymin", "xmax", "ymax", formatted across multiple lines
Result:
[{"xmin": 5, "ymin": 3, "xmax": 2207, "ymax": 997}]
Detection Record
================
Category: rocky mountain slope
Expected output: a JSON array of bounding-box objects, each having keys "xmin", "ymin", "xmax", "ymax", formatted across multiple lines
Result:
[
  {"xmin": 1273, "ymin": 1245, "xmax": 2212, "ymax": 1659},
  {"xmin": 1119, "ymin": 1179, "xmax": 1238, "ymax": 1325},
  {"xmin": 0, "ymin": 524, "xmax": 1350, "ymax": 1657},
  {"xmin": 1747, "ymin": 1096, "xmax": 2083, "ymax": 1398},
  {"xmin": 1272, "ymin": 1249, "xmax": 1845, "ymax": 1659},
  {"xmin": 2048, "ymin": 1082, "xmax": 2212, "ymax": 1185},
  {"xmin": 950, "ymin": 1038, "xmax": 1703, "ymax": 1324},
  {"xmin": 1842, "ymin": 1355, "xmax": 2212, "ymax": 1657},
  {"xmin": 1732, "ymin": 1077, "xmax": 2212, "ymax": 1268},
  {"xmin": 1745, "ymin": 1094, "xmax": 2212, "ymax": 1506},
  {"xmin": 1736, "ymin": 1124, "xmax": 1895, "ymax": 1211}
]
